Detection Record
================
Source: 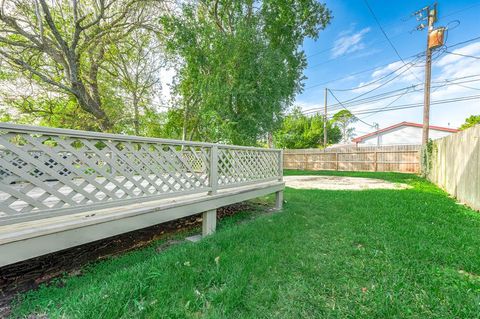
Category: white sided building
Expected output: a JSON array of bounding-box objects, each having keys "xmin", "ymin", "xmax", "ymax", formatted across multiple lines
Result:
[{"xmin": 352, "ymin": 122, "xmax": 459, "ymax": 146}]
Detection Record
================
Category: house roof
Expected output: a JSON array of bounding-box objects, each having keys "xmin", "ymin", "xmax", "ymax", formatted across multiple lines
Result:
[{"xmin": 352, "ymin": 121, "xmax": 459, "ymax": 143}]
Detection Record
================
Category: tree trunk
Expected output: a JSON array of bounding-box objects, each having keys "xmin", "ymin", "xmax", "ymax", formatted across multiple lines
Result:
[{"xmin": 71, "ymin": 81, "xmax": 111, "ymax": 131}]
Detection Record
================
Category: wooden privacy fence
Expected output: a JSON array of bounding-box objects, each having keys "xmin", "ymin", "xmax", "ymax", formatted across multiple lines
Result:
[
  {"xmin": 427, "ymin": 125, "xmax": 480, "ymax": 211},
  {"xmin": 283, "ymin": 145, "xmax": 421, "ymax": 173},
  {"xmin": 0, "ymin": 123, "xmax": 284, "ymax": 266}
]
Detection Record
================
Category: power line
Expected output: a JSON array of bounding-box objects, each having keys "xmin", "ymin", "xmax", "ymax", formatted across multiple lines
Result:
[
  {"xmin": 303, "ymin": 83, "xmax": 414, "ymax": 114},
  {"xmin": 325, "ymin": 77, "xmax": 480, "ymax": 112},
  {"xmin": 304, "ymin": 3, "xmax": 480, "ymax": 60},
  {"xmin": 351, "ymin": 94, "xmax": 480, "ymax": 116},
  {"xmin": 444, "ymin": 50, "xmax": 480, "ymax": 60},
  {"xmin": 448, "ymin": 35, "xmax": 480, "ymax": 49},
  {"xmin": 333, "ymin": 77, "xmax": 480, "ymax": 111},
  {"xmin": 439, "ymin": 2, "xmax": 480, "ymax": 19},
  {"xmin": 327, "ymin": 89, "xmax": 375, "ymax": 127},
  {"xmin": 330, "ymin": 55, "xmax": 424, "ymax": 92},
  {"xmin": 303, "ymin": 35, "xmax": 480, "ymax": 92},
  {"xmin": 357, "ymin": 75, "xmax": 480, "ymax": 120},
  {"xmin": 304, "ymin": 52, "xmax": 424, "ymax": 90},
  {"xmin": 363, "ymin": 0, "xmax": 424, "ymax": 83},
  {"xmin": 359, "ymin": 87, "xmax": 414, "ymax": 119},
  {"xmin": 452, "ymin": 84, "xmax": 480, "ymax": 91},
  {"xmin": 305, "ymin": 86, "xmax": 419, "ymax": 114},
  {"xmin": 322, "ymin": 93, "xmax": 480, "ymax": 120},
  {"xmin": 432, "ymin": 73, "xmax": 480, "ymax": 83},
  {"xmin": 322, "ymin": 63, "xmax": 418, "ymax": 107},
  {"xmin": 317, "ymin": 94, "xmax": 479, "ymax": 120},
  {"xmin": 303, "ymin": 74, "xmax": 480, "ymax": 115}
]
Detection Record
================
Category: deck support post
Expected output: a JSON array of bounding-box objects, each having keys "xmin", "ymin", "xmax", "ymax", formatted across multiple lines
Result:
[
  {"xmin": 274, "ymin": 190, "xmax": 284, "ymax": 211},
  {"xmin": 202, "ymin": 145, "xmax": 219, "ymax": 237},
  {"xmin": 202, "ymin": 209, "xmax": 217, "ymax": 236}
]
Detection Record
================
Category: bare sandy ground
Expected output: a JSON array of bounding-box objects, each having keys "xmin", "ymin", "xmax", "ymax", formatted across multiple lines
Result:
[{"xmin": 284, "ymin": 175, "xmax": 411, "ymax": 191}]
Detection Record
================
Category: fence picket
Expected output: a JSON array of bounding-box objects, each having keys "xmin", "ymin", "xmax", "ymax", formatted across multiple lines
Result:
[{"xmin": 283, "ymin": 145, "xmax": 421, "ymax": 173}]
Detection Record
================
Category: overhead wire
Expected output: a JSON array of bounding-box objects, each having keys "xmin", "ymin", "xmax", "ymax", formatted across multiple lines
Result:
[
  {"xmin": 303, "ymin": 74, "xmax": 480, "ymax": 115},
  {"xmin": 330, "ymin": 54, "xmax": 424, "ymax": 92},
  {"xmin": 447, "ymin": 35, "xmax": 480, "ymax": 49},
  {"xmin": 304, "ymin": 3, "xmax": 480, "ymax": 60},
  {"xmin": 351, "ymin": 94, "xmax": 480, "ymax": 116},
  {"xmin": 300, "ymin": 21, "xmax": 480, "ymax": 125},
  {"xmin": 363, "ymin": 0, "xmax": 424, "ymax": 83},
  {"xmin": 327, "ymin": 89, "xmax": 376, "ymax": 127},
  {"xmin": 304, "ymin": 35, "xmax": 480, "ymax": 92},
  {"xmin": 452, "ymin": 84, "xmax": 480, "ymax": 91},
  {"xmin": 304, "ymin": 52, "xmax": 424, "ymax": 89},
  {"xmin": 356, "ymin": 75, "xmax": 480, "ymax": 120},
  {"xmin": 303, "ymin": 61, "xmax": 421, "ymax": 115},
  {"xmin": 359, "ymin": 87, "xmax": 414, "ymax": 119},
  {"xmin": 444, "ymin": 50, "xmax": 480, "ymax": 60}
]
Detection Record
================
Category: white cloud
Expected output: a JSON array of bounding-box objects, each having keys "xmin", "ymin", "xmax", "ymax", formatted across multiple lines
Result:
[
  {"xmin": 371, "ymin": 61, "xmax": 404, "ymax": 78},
  {"xmin": 295, "ymin": 100, "xmax": 323, "ymax": 113},
  {"xmin": 436, "ymin": 42, "xmax": 480, "ymax": 68},
  {"xmin": 331, "ymin": 27, "xmax": 371, "ymax": 58}
]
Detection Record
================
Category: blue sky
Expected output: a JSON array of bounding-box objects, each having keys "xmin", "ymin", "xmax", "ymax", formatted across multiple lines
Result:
[{"xmin": 298, "ymin": 0, "xmax": 480, "ymax": 136}]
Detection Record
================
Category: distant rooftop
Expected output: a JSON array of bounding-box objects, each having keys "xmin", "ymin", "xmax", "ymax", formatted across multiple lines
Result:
[{"xmin": 352, "ymin": 122, "xmax": 459, "ymax": 143}]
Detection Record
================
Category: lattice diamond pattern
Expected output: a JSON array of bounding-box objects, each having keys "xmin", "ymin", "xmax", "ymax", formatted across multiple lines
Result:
[
  {"xmin": 217, "ymin": 148, "xmax": 280, "ymax": 186},
  {"xmin": 0, "ymin": 126, "xmax": 281, "ymax": 222},
  {"xmin": 0, "ymin": 131, "xmax": 211, "ymax": 219}
]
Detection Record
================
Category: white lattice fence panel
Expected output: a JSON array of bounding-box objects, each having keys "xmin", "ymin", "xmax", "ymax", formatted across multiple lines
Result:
[
  {"xmin": 0, "ymin": 129, "xmax": 211, "ymax": 221},
  {"xmin": 182, "ymin": 151, "xmax": 207, "ymax": 173},
  {"xmin": 217, "ymin": 148, "xmax": 280, "ymax": 187}
]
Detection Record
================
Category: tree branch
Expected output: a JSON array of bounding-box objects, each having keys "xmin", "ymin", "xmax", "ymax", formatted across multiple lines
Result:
[
  {"xmin": 38, "ymin": 0, "xmax": 70, "ymax": 52},
  {"xmin": 0, "ymin": 49, "xmax": 74, "ymax": 94}
]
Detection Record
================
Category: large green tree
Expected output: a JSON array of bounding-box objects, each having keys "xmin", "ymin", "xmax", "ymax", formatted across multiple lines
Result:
[
  {"xmin": 274, "ymin": 107, "xmax": 341, "ymax": 149},
  {"xmin": 0, "ymin": 0, "xmax": 164, "ymax": 132},
  {"xmin": 161, "ymin": 0, "xmax": 331, "ymax": 145}
]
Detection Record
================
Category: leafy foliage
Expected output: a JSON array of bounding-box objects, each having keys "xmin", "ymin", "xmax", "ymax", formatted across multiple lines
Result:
[
  {"xmin": 0, "ymin": 0, "xmax": 164, "ymax": 132},
  {"xmin": 0, "ymin": 0, "xmax": 332, "ymax": 145},
  {"xmin": 333, "ymin": 109, "xmax": 357, "ymax": 143},
  {"xmin": 161, "ymin": 0, "xmax": 331, "ymax": 145},
  {"xmin": 274, "ymin": 106, "xmax": 341, "ymax": 149},
  {"xmin": 459, "ymin": 115, "xmax": 480, "ymax": 130}
]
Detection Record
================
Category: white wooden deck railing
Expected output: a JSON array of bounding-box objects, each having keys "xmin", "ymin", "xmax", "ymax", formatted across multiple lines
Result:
[{"xmin": 0, "ymin": 123, "xmax": 283, "ymax": 225}]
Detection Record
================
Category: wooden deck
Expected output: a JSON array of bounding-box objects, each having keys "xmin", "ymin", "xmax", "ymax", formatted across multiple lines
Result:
[{"xmin": 0, "ymin": 123, "xmax": 284, "ymax": 267}]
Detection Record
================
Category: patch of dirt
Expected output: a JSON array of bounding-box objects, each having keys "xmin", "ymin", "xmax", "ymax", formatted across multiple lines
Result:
[
  {"xmin": 284, "ymin": 175, "xmax": 411, "ymax": 190},
  {"xmin": 0, "ymin": 201, "xmax": 263, "ymax": 318}
]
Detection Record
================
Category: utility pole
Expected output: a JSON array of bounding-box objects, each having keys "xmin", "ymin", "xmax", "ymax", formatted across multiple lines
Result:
[
  {"xmin": 423, "ymin": 3, "xmax": 436, "ymax": 146},
  {"xmin": 414, "ymin": 3, "xmax": 441, "ymax": 146},
  {"xmin": 323, "ymin": 88, "xmax": 328, "ymax": 148}
]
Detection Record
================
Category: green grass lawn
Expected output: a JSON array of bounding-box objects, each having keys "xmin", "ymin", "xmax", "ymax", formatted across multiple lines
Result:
[{"xmin": 11, "ymin": 171, "xmax": 480, "ymax": 318}]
